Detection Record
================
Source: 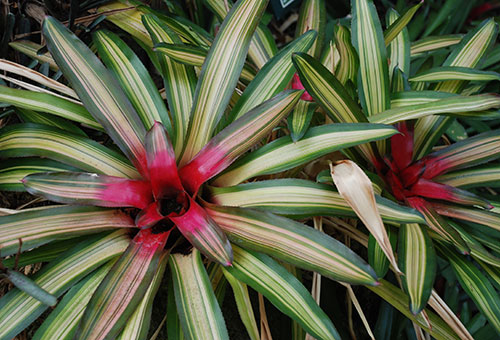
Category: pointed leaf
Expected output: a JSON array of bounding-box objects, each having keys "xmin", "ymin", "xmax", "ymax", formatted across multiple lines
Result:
[
  {"xmin": 398, "ymin": 223, "xmax": 436, "ymax": 315},
  {"xmin": 213, "ymin": 123, "xmax": 397, "ymax": 187},
  {"xmin": 229, "ymin": 30, "xmax": 316, "ymax": 122},
  {"xmin": 0, "ymin": 124, "xmax": 139, "ymax": 179},
  {"xmin": 295, "ymin": 0, "xmax": 325, "ymax": 58},
  {"xmin": 386, "ymin": 8, "xmax": 410, "ymax": 79},
  {"xmin": 145, "ymin": 121, "xmax": 183, "ymax": 198},
  {"xmin": 75, "ymin": 228, "xmax": 169, "ymax": 340},
  {"xmin": 334, "ymin": 24, "xmax": 358, "ymax": 85},
  {"xmin": 432, "ymin": 202, "xmax": 500, "ymax": 233},
  {"xmin": 0, "ymin": 230, "xmax": 129, "ymax": 340},
  {"xmin": 410, "ymin": 35, "xmax": 463, "ymax": 56},
  {"xmin": 143, "ymin": 14, "xmax": 197, "ymax": 155},
  {"xmin": 179, "ymin": 90, "xmax": 302, "ymax": 194},
  {"xmin": 439, "ymin": 244, "xmax": 500, "ymax": 336},
  {"xmin": 391, "ymin": 121, "xmax": 413, "ymax": 171},
  {"xmin": 170, "ymin": 249, "xmax": 230, "ymax": 340},
  {"xmin": 206, "ymin": 205, "xmax": 378, "ymax": 285},
  {"xmin": 9, "ymin": 40, "xmax": 58, "ymax": 70},
  {"xmin": 288, "ymin": 100, "xmax": 316, "ymax": 142},
  {"xmin": 0, "ymin": 85, "xmax": 100, "ymax": 129},
  {"xmin": 93, "ymin": 30, "xmax": 172, "ymax": 135},
  {"xmin": 435, "ymin": 164, "xmax": 500, "ymax": 189},
  {"xmin": 410, "ymin": 66, "xmax": 500, "ymax": 83},
  {"xmin": 224, "ymin": 245, "xmax": 340, "ymax": 340},
  {"xmin": 383, "ymin": 2, "xmax": 422, "ymax": 46},
  {"xmin": 170, "ymin": 196, "xmax": 233, "ymax": 266},
  {"xmin": 43, "ymin": 17, "xmax": 148, "ymax": 176},
  {"xmin": 368, "ymin": 226, "xmax": 396, "ymax": 278},
  {"xmin": 331, "ymin": 160, "xmax": 400, "ymax": 274},
  {"xmin": 15, "ymin": 107, "xmax": 87, "ymax": 137},
  {"xmin": 180, "ymin": 0, "xmax": 268, "ymax": 163},
  {"xmin": 0, "ymin": 206, "xmax": 134, "ymax": 257},
  {"xmin": 208, "ymin": 179, "xmax": 424, "ymax": 224},
  {"xmin": 22, "ymin": 172, "xmax": 152, "ymax": 209},
  {"xmin": 352, "ymin": 0, "xmax": 390, "ymax": 116}
]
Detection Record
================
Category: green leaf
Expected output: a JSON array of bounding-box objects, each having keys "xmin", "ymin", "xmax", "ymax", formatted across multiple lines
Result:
[
  {"xmin": 439, "ymin": 245, "xmax": 500, "ymax": 335},
  {"xmin": 410, "ymin": 66, "xmax": 500, "ymax": 82},
  {"xmin": 352, "ymin": 0, "xmax": 390, "ymax": 116},
  {"xmin": 180, "ymin": 0, "xmax": 268, "ymax": 164},
  {"xmin": 288, "ymin": 100, "xmax": 316, "ymax": 142},
  {"xmin": 4, "ymin": 269, "xmax": 58, "ymax": 306},
  {"xmin": 433, "ymin": 202, "xmax": 500, "ymax": 234},
  {"xmin": 43, "ymin": 17, "xmax": 149, "ymax": 176},
  {"xmin": 213, "ymin": 123, "xmax": 397, "ymax": 186},
  {"xmin": 142, "ymin": 14, "xmax": 197, "ymax": 155},
  {"xmin": 295, "ymin": 0, "xmax": 325, "ymax": 58},
  {"xmin": 410, "ymin": 34, "xmax": 463, "ymax": 56},
  {"xmin": 398, "ymin": 223, "xmax": 436, "ymax": 315},
  {"xmin": 224, "ymin": 245, "xmax": 340, "ymax": 340},
  {"xmin": 93, "ymin": 29, "xmax": 173, "ymax": 136},
  {"xmin": 383, "ymin": 2, "xmax": 422, "ymax": 46},
  {"xmin": 0, "ymin": 206, "xmax": 134, "ymax": 257},
  {"xmin": 32, "ymin": 261, "xmax": 114, "ymax": 340},
  {"xmin": 369, "ymin": 94, "xmax": 500, "ymax": 124},
  {"xmin": 368, "ymin": 226, "xmax": 396, "ymax": 278},
  {"xmin": 229, "ymin": 30, "xmax": 316, "ymax": 122},
  {"xmin": 170, "ymin": 249, "xmax": 229, "ymax": 340},
  {"xmin": 15, "ymin": 108, "xmax": 87, "ymax": 137},
  {"xmin": 0, "ymin": 230, "xmax": 129, "ymax": 340},
  {"xmin": 0, "ymin": 123, "xmax": 140, "ymax": 179},
  {"xmin": 0, "ymin": 158, "xmax": 79, "ymax": 191},
  {"xmin": 8, "ymin": 40, "xmax": 58, "ymax": 70},
  {"xmin": 0, "ymin": 85, "xmax": 100, "ymax": 129},
  {"xmin": 222, "ymin": 270, "xmax": 259, "ymax": 340},
  {"xmin": 386, "ymin": 8, "xmax": 410, "ymax": 79},
  {"xmin": 367, "ymin": 280, "xmax": 461, "ymax": 340},
  {"xmin": 208, "ymin": 179, "xmax": 424, "ymax": 224},
  {"xmin": 334, "ymin": 24, "xmax": 358, "ymax": 85},
  {"xmin": 76, "ymin": 229, "xmax": 169, "ymax": 340},
  {"xmin": 435, "ymin": 165, "xmax": 500, "ymax": 189},
  {"xmin": 206, "ymin": 205, "xmax": 378, "ymax": 285}
]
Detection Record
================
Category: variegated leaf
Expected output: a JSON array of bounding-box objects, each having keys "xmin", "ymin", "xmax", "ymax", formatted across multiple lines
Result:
[
  {"xmin": 410, "ymin": 66, "xmax": 500, "ymax": 83},
  {"xmin": 386, "ymin": 8, "xmax": 410, "ymax": 80},
  {"xmin": 410, "ymin": 34, "xmax": 463, "ymax": 56},
  {"xmin": 383, "ymin": 2, "xmax": 422, "ymax": 46},
  {"xmin": 295, "ymin": 0, "xmax": 325, "ymax": 58}
]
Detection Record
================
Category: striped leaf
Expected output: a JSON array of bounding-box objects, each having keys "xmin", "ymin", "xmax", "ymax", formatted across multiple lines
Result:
[
  {"xmin": 170, "ymin": 249, "xmax": 229, "ymax": 340},
  {"xmin": 0, "ymin": 206, "xmax": 134, "ymax": 257},
  {"xmin": 295, "ymin": 0, "xmax": 325, "ymax": 58},
  {"xmin": 398, "ymin": 223, "xmax": 436, "ymax": 315},
  {"xmin": 0, "ymin": 124, "xmax": 139, "ymax": 179},
  {"xmin": 167, "ymin": 275, "xmax": 185, "ymax": 340},
  {"xmin": 43, "ymin": 17, "xmax": 149, "ymax": 176},
  {"xmin": 383, "ymin": 2, "xmax": 422, "ymax": 46},
  {"xmin": 8, "ymin": 40, "xmax": 58, "ymax": 70},
  {"xmin": 93, "ymin": 30, "xmax": 172, "ymax": 135},
  {"xmin": 391, "ymin": 68, "xmax": 410, "ymax": 93},
  {"xmin": 368, "ymin": 226, "xmax": 396, "ymax": 278},
  {"xmin": 179, "ymin": 90, "xmax": 302, "ymax": 194},
  {"xmin": 204, "ymin": 0, "xmax": 276, "ymax": 68},
  {"xmin": 432, "ymin": 202, "xmax": 500, "ymax": 233},
  {"xmin": 75, "ymin": 228, "xmax": 170, "ymax": 340},
  {"xmin": 288, "ymin": 100, "xmax": 316, "ymax": 142},
  {"xmin": 180, "ymin": 0, "xmax": 268, "ymax": 164},
  {"xmin": 406, "ymin": 197, "xmax": 468, "ymax": 253},
  {"xmin": 352, "ymin": 0, "xmax": 390, "ymax": 116},
  {"xmin": 367, "ymin": 280, "xmax": 462, "ymax": 340},
  {"xmin": 0, "ymin": 230, "xmax": 129, "ymax": 340},
  {"xmin": 410, "ymin": 66, "xmax": 500, "ymax": 82},
  {"xmin": 413, "ymin": 19, "xmax": 498, "ymax": 159},
  {"xmin": 208, "ymin": 179, "xmax": 424, "ymax": 224},
  {"xmin": 22, "ymin": 172, "xmax": 152, "ymax": 209},
  {"xmin": 143, "ymin": 14, "xmax": 197, "ymax": 155},
  {"xmin": 229, "ymin": 30, "xmax": 316, "ymax": 122},
  {"xmin": 320, "ymin": 39, "xmax": 340, "ymax": 74},
  {"xmin": 331, "ymin": 160, "xmax": 400, "ymax": 274},
  {"xmin": 223, "ymin": 270, "xmax": 259, "ymax": 340},
  {"xmin": 4, "ymin": 269, "xmax": 58, "ymax": 306},
  {"xmin": 0, "ymin": 85, "xmax": 100, "ymax": 129},
  {"xmin": 386, "ymin": 8, "xmax": 410, "ymax": 79},
  {"xmin": 334, "ymin": 24, "xmax": 358, "ymax": 85},
  {"xmin": 117, "ymin": 253, "xmax": 169, "ymax": 340},
  {"xmin": 439, "ymin": 244, "xmax": 500, "ymax": 335},
  {"xmin": 206, "ymin": 205, "xmax": 378, "ymax": 285},
  {"xmin": 15, "ymin": 108, "xmax": 87, "ymax": 137},
  {"xmin": 369, "ymin": 94, "xmax": 500, "ymax": 124},
  {"xmin": 32, "ymin": 261, "xmax": 114, "ymax": 340},
  {"xmin": 391, "ymin": 90, "xmax": 455, "ymax": 107},
  {"xmin": 224, "ymin": 245, "xmax": 340, "ymax": 340},
  {"xmin": 0, "ymin": 158, "xmax": 79, "ymax": 191},
  {"xmin": 435, "ymin": 165, "xmax": 500, "ymax": 189},
  {"xmin": 410, "ymin": 34, "xmax": 463, "ymax": 56},
  {"xmin": 0, "ymin": 59, "xmax": 76, "ymax": 99},
  {"xmin": 170, "ymin": 196, "xmax": 233, "ymax": 266},
  {"xmin": 153, "ymin": 43, "xmax": 256, "ymax": 83},
  {"xmin": 428, "ymin": 291, "xmax": 474, "ymax": 340},
  {"xmin": 213, "ymin": 123, "xmax": 397, "ymax": 187}
]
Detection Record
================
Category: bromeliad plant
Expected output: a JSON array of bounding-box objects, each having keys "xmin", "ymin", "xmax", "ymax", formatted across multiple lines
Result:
[
  {"xmin": 288, "ymin": 0, "xmax": 500, "ymax": 338},
  {"xmin": 0, "ymin": 0, "xmax": 408, "ymax": 339}
]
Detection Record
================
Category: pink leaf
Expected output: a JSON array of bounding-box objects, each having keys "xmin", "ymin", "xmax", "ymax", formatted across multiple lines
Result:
[
  {"xmin": 135, "ymin": 202, "xmax": 164, "ymax": 229},
  {"xmin": 391, "ymin": 121, "xmax": 414, "ymax": 171},
  {"xmin": 292, "ymin": 73, "xmax": 314, "ymax": 101}
]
